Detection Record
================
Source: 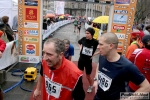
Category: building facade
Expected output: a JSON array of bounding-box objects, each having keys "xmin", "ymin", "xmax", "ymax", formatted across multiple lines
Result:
[
  {"xmin": 64, "ymin": 2, "xmax": 110, "ymax": 18},
  {"xmin": 43, "ymin": 0, "xmax": 110, "ymax": 18}
]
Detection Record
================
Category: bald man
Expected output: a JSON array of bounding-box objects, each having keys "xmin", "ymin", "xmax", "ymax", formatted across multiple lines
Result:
[{"xmin": 93, "ymin": 32, "xmax": 150, "ymax": 100}]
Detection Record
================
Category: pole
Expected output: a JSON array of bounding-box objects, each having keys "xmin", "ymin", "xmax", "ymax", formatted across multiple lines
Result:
[
  {"xmin": 100, "ymin": 5, "xmax": 105, "ymax": 30},
  {"xmin": 107, "ymin": 5, "xmax": 114, "ymax": 32}
]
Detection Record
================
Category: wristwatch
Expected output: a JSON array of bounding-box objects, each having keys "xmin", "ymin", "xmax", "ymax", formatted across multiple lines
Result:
[{"xmin": 94, "ymin": 77, "xmax": 97, "ymax": 81}]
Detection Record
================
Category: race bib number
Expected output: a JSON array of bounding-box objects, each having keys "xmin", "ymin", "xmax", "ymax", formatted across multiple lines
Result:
[
  {"xmin": 98, "ymin": 71, "xmax": 112, "ymax": 91},
  {"xmin": 45, "ymin": 76, "xmax": 62, "ymax": 98},
  {"xmin": 82, "ymin": 46, "xmax": 93, "ymax": 56}
]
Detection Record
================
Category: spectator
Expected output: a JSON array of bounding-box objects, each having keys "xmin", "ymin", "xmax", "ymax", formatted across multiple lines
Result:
[
  {"xmin": 0, "ymin": 29, "xmax": 6, "ymax": 100},
  {"xmin": 2, "ymin": 16, "xmax": 14, "ymax": 42},
  {"xmin": 128, "ymin": 35, "xmax": 150, "ymax": 92},
  {"xmin": 126, "ymin": 32, "xmax": 143, "ymax": 59},
  {"xmin": 144, "ymin": 25, "xmax": 150, "ymax": 35},
  {"xmin": 0, "ymin": 22, "xmax": 9, "ymax": 43}
]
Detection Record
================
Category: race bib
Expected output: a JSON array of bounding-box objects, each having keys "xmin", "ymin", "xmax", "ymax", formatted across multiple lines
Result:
[
  {"xmin": 98, "ymin": 71, "xmax": 112, "ymax": 91},
  {"xmin": 45, "ymin": 76, "xmax": 62, "ymax": 98},
  {"xmin": 82, "ymin": 46, "xmax": 93, "ymax": 56}
]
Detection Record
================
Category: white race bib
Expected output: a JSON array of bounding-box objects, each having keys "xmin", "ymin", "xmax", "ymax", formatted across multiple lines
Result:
[
  {"xmin": 45, "ymin": 76, "xmax": 62, "ymax": 98},
  {"xmin": 82, "ymin": 46, "xmax": 93, "ymax": 56},
  {"xmin": 98, "ymin": 71, "xmax": 112, "ymax": 91}
]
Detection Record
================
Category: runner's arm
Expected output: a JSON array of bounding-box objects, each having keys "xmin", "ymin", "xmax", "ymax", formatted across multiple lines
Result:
[
  {"xmin": 121, "ymin": 79, "xmax": 150, "ymax": 100},
  {"xmin": 72, "ymin": 77, "xmax": 85, "ymax": 100},
  {"xmin": 36, "ymin": 66, "xmax": 43, "ymax": 91},
  {"xmin": 36, "ymin": 75, "xmax": 42, "ymax": 91},
  {"xmin": 78, "ymin": 44, "xmax": 82, "ymax": 51},
  {"xmin": 95, "ymin": 63, "xmax": 99, "ymax": 79},
  {"xmin": 135, "ymin": 79, "xmax": 150, "ymax": 92}
]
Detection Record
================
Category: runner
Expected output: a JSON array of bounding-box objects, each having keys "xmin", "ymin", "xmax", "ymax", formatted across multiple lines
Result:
[
  {"xmin": 77, "ymin": 19, "xmax": 81, "ymax": 35},
  {"xmin": 33, "ymin": 38, "xmax": 85, "ymax": 100},
  {"xmin": 78, "ymin": 27, "xmax": 99, "ymax": 93},
  {"xmin": 128, "ymin": 35, "xmax": 150, "ymax": 92},
  {"xmin": 73, "ymin": 18, "xmax": 78, "ymax": 33},
  {"xmin": 93, "ymin": 32, "xmax": 150, "ymax": 100},
  {"xmin": 63, "ymin": 39, "xmax": 74, "ymax": 61}
]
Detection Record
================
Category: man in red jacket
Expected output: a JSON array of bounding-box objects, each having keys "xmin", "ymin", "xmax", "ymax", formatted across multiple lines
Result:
[
  {"xmin": 129, "ymin": 35, "xmax": 150, "ymax": 92},
  {"xmin": 34, "ymin": 38, "xmax": 85, "ymax": 100}
]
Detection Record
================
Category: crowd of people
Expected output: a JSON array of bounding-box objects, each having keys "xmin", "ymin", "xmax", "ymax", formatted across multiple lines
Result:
[
  {"xmin": 33, "ymin": 22, "xmax": 150, "ymax": 100},
  {"xmin": 0, "ymin": 16, "xmax": 17, "ymax": 100},
  {"xmin": 1, "ymin": 14, "xmax": 150, "ymax": 100}
]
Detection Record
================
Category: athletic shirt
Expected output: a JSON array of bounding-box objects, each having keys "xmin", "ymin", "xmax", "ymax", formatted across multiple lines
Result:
[
  {"xmin": 74, "ymin": 20, "xmax": 77, "ymax": 25},
  {"xmin": 129, "ymin": 48, "xmax": 150, "ymax": 91},
  {"xmin": 78, "ymin": 37, "xmax": 98, "ymax": 60},
  {"xmin": 95, "ymin": 55, "xmax": 145, "ymax": 100},
  {"xmin": 64, "ymin": 44, "xmax": 74, "ymax": 60}
]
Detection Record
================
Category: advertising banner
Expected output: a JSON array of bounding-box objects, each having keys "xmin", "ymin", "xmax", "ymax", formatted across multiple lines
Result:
[
  {"xmin": 111, "ymin": 0, "xmax": 137, "ymax": 55},
  {"xmin": 18, "ymin": 0, "xmax": 42, "ymax": 63}
]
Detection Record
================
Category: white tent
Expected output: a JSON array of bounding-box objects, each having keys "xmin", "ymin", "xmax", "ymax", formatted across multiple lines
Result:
[{"xmin": 0, "ymin": 0, "xmax": 18, "ymax": 28}]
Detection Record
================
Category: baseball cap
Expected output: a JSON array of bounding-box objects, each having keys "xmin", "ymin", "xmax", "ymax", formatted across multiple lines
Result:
[
  {"xmin": 142, "ymin": 35, "xmax": 150, "ymax": 45},
  {"xmin": 131, "ymin": 32, "xmax": 141, "ymax": 39}
]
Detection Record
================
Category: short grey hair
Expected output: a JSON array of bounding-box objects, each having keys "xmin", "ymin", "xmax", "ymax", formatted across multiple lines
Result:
[
  {"xmin": 44, "ymin": 38, "xmax": 65, "ymax": 54},
  {"xmin": 63, "ymin": 39, "xmax": 70, "ymax": 45},
  {"xmin": 101, "ymin": 32, "xmax": 118, "ymax": 49}
]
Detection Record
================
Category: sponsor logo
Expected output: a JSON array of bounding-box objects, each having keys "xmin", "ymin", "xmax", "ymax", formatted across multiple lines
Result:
[
  {"xmin": 118, "ymin": 41, "xmax": 123, "ymax": 46},
  {"xmin": 117, "ymin": 47, "xmax": 122, "ymax": 50},
  {"xmin": 26, "ymin": 44, "xmax": 36, "ymax": 55},
  {"xmin": 113, "ymin": 25, "xmax": 125, "ymax": 32},
  {"xmin": 116, "ymin": 0, "xmax": 130, "ymax": 4},
  {"xmin": 115, "ymin": 33, "xmax": 125, "ymax": 39},
  {"xmin": 29, "ymin": 57, "xmax": 38, "ymax": 62},
  {"xmin": 26, "ymin": 8, "xmax": 37, "ymax": 21},
  {"xmin": 19, "ymin": 55, "xmax": 39, "ymax": 63},
  {"xmin": 114, "ymin": 10, "xmax": 128, "ymax": 14},
  {"xmin": 115, "ymin": 6, "xmax": 129, "ymax": 9},
  {"xmin": 24, "ymin": 0, "xmax": 38, "ymax": 6},
  {"xmin": 113, "ymin": 14, "xmax": 127, "ymax": 24},
  {"xmin": 24, "ymin": 22, "xmax": 38, "ymax": 28},
  {"xmin": 24, "ymin": 37, "xmax": 38, "ymax": 42},
  {"xmin": 24, "ymin": 30, "xmax": 38, "ymax": 36},
  {"xmin": 20, "ymin": 56, "xmax": 29, "ymax": 62}
]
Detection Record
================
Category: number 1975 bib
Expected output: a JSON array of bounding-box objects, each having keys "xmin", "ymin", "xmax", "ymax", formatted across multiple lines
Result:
[
  {"xmin": 98, "ymin": 71, "xmax": 112, "ymax": 91},
  {"xmin": 45, "ymin": 76, "xmax": 62, "ymax": 98}
]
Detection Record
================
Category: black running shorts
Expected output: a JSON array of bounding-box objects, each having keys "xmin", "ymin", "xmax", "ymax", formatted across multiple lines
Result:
[{"xmin": 78, "ymin": 57, "xmax": 92, "ymax": 75}]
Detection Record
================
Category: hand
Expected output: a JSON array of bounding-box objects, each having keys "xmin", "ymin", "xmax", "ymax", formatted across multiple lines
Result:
[
  {"xmin": 93, "ymin": 81, "xmax": 98, "ymax": 94},
  {"xmin": 0, "ymin": 51, "xmax": 2, "ymax": 58},
  {"xmin": 90, "ymin": 56, "xmax": 94, "ymax": 59},
  {"xmin": 33, "ymin": 89, "xmax": 41, "ymax": 100}
]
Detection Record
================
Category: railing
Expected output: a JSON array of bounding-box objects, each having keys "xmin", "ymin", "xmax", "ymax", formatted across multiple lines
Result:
[
  {"xmin": 43, "ymin": 20, "xmax": 73, "ymax": 40},
  {"xmin": 0, "ymin": 20, "xmax": 73, "ymax": 70}
]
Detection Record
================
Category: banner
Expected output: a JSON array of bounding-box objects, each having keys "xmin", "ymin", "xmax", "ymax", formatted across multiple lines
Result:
[
  {"xmin": 55, "ymin": 1, "xmax": 65, "ymax": 15},
  {"xmin": 18, "ymin": 0, "xmax": 42, "ymax": 63},
  {"xmin": 111, "ymin": 0, "xmax": 137, "ymax": 55}
]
